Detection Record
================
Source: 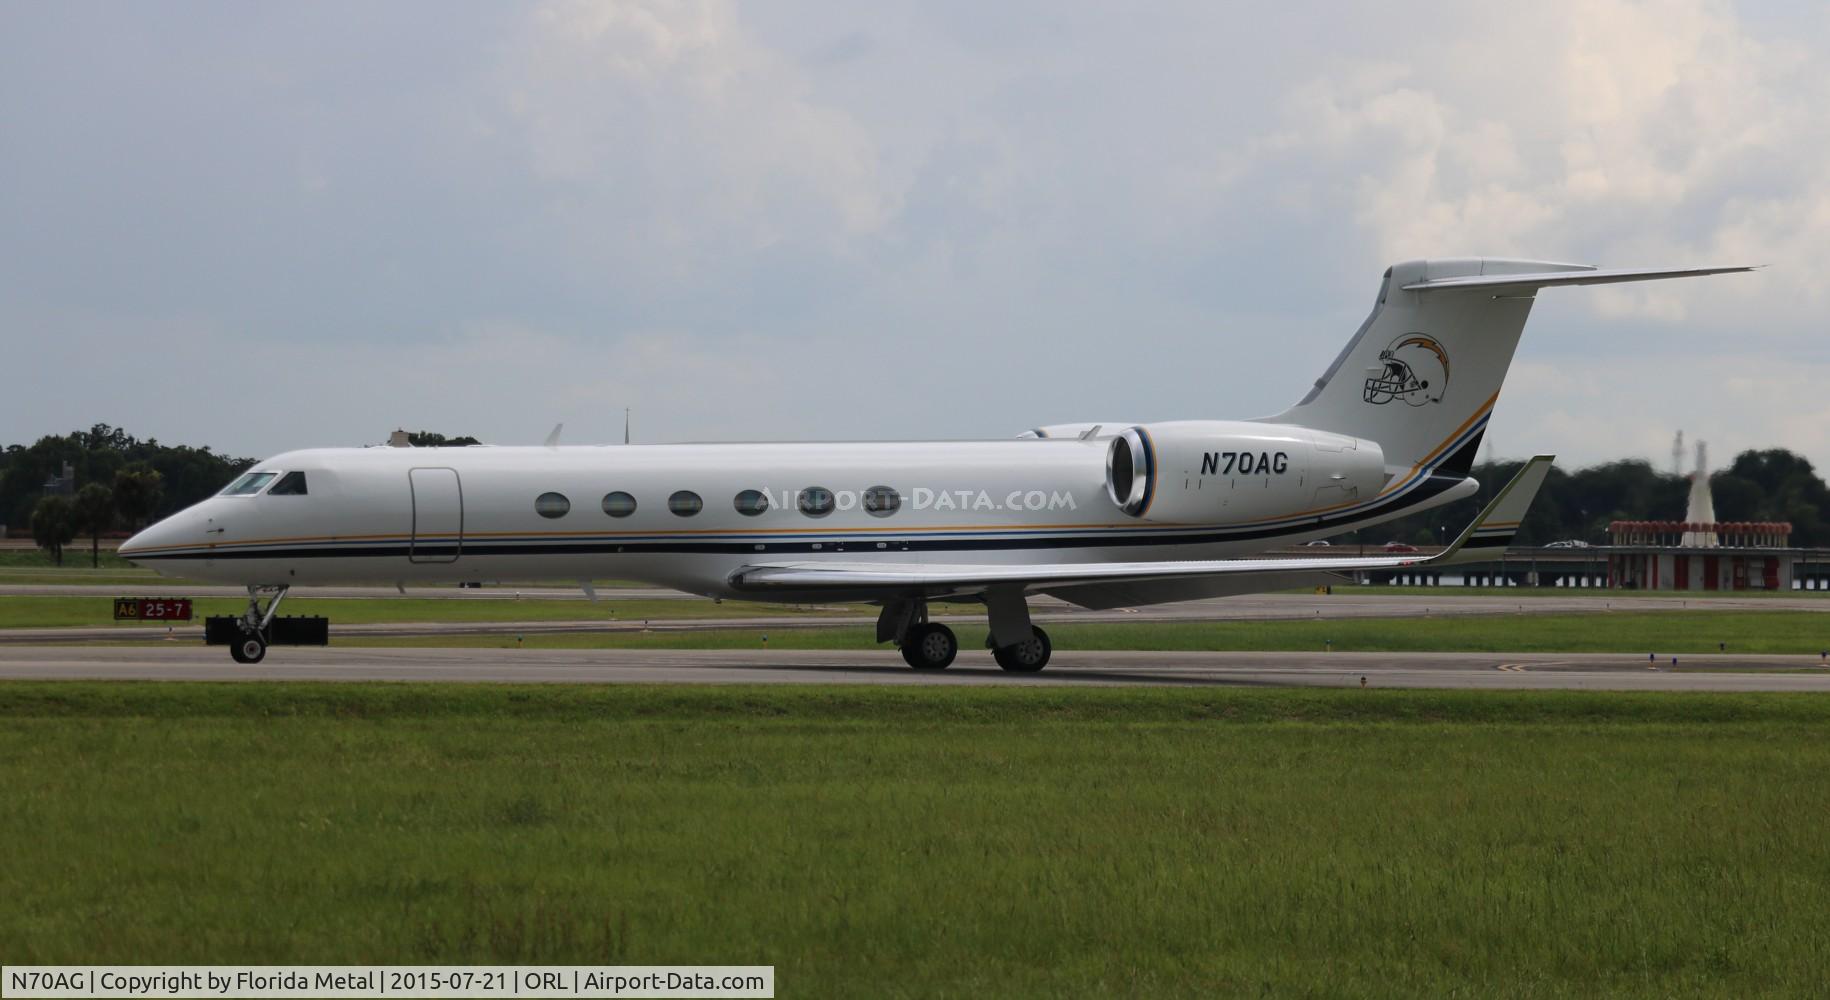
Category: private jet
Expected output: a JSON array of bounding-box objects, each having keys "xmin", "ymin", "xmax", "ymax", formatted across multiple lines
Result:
[{"xmin": 120, "ymin": 258, "xmax": 1748, "ymax": 669}]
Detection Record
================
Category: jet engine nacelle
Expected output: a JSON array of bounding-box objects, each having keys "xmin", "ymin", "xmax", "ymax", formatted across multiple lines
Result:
[{"xmin": 1105, "ymin": 420, "xmax": 1387, "ymax": 524}]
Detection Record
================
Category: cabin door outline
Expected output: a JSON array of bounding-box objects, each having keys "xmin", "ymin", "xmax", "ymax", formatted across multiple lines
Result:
[{"xmin": 409, "ymin": 467, "xmax": 463, "ymax": 564}]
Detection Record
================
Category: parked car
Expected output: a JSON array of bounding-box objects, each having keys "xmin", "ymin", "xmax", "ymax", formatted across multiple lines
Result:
[
  {"xmin": 1544, "ymin": 539, "xmax": 1592, "ymax": 549},
  {"xmin": 1303, "ymin": 540, "xmax": 1332, "ymax": 547},
  {"xmin": 1382, "ymin": 541, "xmax": 1421, "ymax": 553}
]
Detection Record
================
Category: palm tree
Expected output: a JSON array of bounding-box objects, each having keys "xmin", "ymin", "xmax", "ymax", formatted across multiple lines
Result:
[
  {"xmin": 72, "ymin": 482, "xmax": 115, "ymax": 569},
  {"xmin": 31, "ymin": 495, "xmax": 76, "ymax": 567},
  {"xmin": 112, "ymin": 465, "xmax": 165, "ymax": 530}
]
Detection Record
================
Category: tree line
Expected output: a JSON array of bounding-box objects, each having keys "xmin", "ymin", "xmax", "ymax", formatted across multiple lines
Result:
[
  {"xmin": 3, "ymin": 426, "xmax": 484, "ymax": 565},
  {"xmin": 1364, "ymin": 449, "xmax": 1830, "ymax": 549},
  {"xmin": 5, "ymin": 426, "xmax": 1828, "ymax": 564},
  {"xmin": 2, "ymin": 424, "xmax": 256, "ymax": 566}
]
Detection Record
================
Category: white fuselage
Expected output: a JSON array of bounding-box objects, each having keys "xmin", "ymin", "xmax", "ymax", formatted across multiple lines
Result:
[
  {"xmin": 115, "ymin": 256, "xmax": 1746, "ymax": 667},
  {"xmin": 118, "ymin": 430, "xmax": 1476, "ymax": 601}
]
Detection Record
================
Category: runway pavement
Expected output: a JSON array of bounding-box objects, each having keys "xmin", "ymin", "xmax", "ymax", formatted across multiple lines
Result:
[
  {"xmin": 3, "ymin": 644, "xmax": 1828, "ymax": 690},
  {"xmin": 0, "ymin": 616, "xmax": 874, "ymax": 644},
  {"xmin": 6, "ymin": 590, "xmax": 1826, "ymax": 647},
  {"xmin": 6, "ymin": 583, "xmax": 1828, "ymax": 619},
  {"xmin": 0, "ymin": 583, "xmax": 694, "ymax": 600}
]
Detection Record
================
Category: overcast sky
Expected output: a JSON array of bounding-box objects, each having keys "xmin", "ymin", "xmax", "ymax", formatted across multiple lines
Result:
[{"xmin": 4, "ymin": 1, "xmax": 1827, "ymax": 473}]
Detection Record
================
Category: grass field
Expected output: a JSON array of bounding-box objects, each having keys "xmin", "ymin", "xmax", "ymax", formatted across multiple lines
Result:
[
  {"xmin": 339, "ymin": 610, "xmax": 1830, "ymax": 656},
  {"xmin": 0, "ymin": 547, "xmax": 163, "ymax": 586},
  {"xmin": 2, "ymin": 683, "xmax": 1828, "ymax": 996},
  {"xmin": 0, "ymin": 547, "xmax": 140, "ymax": 571},
  {"xmin": 0, "ymin": 571, "xmax": 167, "ymax": 587}
]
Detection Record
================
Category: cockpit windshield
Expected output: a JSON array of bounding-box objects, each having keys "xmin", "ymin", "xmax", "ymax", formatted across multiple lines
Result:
[
  {"xmin": 220, "ymin": 471, "xmax": 277, "ymax": 496},
  {"xmin": 268, "ymin": 471, "xmax": 308, "ymax": 495}
]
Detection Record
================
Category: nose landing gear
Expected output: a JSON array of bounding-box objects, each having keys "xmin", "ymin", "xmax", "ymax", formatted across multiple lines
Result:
[
  {"xmin": 205, "ymin": 585, "xmax": 329, "ymax": 662},
  {"xmin": 230, "ymin": 631, "xmax": 268, "ymax": 664},
  {"xmin": 228, "ymin": 585, "xmax": 283, "ymax": 664}
]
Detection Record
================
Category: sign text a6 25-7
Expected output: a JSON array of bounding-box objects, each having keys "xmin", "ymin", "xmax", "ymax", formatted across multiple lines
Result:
[{"xmin": 114, "ymin": 597, "xmax": 194, "ymax": 621}]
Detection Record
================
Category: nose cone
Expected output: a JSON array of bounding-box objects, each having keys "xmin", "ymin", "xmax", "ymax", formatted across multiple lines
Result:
[{"xmin": 118, "ymin": 513, "xmax": 190, "ymax": 564}]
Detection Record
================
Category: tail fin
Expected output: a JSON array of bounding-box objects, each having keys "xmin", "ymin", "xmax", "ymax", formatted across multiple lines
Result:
[{"xmin": 1265, "ymin": 259, "xmax": 1751, "ymax": 479}]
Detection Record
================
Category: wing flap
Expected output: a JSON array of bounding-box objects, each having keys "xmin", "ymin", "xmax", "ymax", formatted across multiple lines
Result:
[
  {"xmin": 731, "ymin": 457, "xmax": 1556, "ymax": 597},
  {"xmin": 732, "ymin": 551, "xmax": 1431, "ymax": 592}
]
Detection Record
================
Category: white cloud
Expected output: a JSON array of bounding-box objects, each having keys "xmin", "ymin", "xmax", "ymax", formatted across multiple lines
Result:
[
  {"xmin": 2, "ymin": 302, "xmax": 796, "ymax": 450},
  {"xmin": 503, "ymin": 0, "xmax": 894, "ymax": 271},
  {"xmin": 1500, "ymin": 353, "xmax": 1830, "ymax": 470},
  {"xmin": 3, "ymin": 0, "xmax": 1829, "ymax": 478},
  {"xmin": 1226, "ymin": 0, "xmax": 1828, "ymax": 317}
]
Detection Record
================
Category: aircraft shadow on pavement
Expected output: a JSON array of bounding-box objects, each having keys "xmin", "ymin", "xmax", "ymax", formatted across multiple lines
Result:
[{"xmin": 736, "ymin": 660, "xmax": 1310, "ymax": 688}]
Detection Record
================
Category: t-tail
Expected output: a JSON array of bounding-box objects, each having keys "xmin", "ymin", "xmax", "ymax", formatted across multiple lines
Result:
[{"xmin": 1263, "ymin": 258, "xmax": 1752, "ymax": 480}]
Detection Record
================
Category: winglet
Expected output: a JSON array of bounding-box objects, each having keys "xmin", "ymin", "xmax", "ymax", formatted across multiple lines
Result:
[{"xmin": 1433, "ymin": 455, "xmax": 1555, "ymax": 564}]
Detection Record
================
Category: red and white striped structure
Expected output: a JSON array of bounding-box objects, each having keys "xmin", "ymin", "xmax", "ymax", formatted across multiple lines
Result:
[
  {"xmin": 1606, "ymin": 520, "xmax": 1795, "ymax": 591},
  {"xmin": 1608, "ymin": 521, "xmax": 1793, "ymax": 549}
]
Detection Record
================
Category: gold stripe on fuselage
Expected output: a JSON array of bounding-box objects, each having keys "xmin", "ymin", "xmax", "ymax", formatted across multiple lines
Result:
[{"xmin": 126, "ymin": 401, "xmax": 1497, "ymax": 556}]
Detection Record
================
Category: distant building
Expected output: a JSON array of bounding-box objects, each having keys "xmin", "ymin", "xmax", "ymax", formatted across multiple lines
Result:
[
  {"xmin": 1603, "ymin": 439, "xmax": 1798, "ymax": 591},
  {"xmin": 42, "ymin": 461, "xmax": 75, "ymax": 497},
  {"xmin": 1606, "ymin": 520, "xmax": 1798, "ymax": 591}
]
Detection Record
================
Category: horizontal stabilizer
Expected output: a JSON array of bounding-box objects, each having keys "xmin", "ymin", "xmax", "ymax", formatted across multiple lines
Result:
[{"xmin": 1400, "ymin": 265, "xmax": 1754, "ymax": 294}]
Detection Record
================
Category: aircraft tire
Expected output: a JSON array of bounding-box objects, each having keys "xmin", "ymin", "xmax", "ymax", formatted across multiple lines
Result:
[
  {"xmin": 230, "ymin": 632, "xmax": 267, "ymax": 665},
  {"xmin": 901, "ymin": 623, "xmax": 957, "ymax": 670},
  {"xmin": 993, "ymin": 625, "xmax": 1051, "ymax": 673}
]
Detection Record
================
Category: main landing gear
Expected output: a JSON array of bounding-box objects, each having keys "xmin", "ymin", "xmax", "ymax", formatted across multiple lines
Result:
[
  {"xmin": 879, "ymin": 591, "xmax": 1054, "ymax": 673},
  {"xmin": 991, "ymin": 625, "xmax": 1051, "ymax": 673},
  {"xmin": 204, "ymin": 586, "xmax": 329, "ymax": 662},
  {"xmin": 900, "ymin": 622, "xmax": 958, "ymax": 670}
]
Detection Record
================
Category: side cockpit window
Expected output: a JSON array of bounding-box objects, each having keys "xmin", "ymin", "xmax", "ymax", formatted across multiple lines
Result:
[
  {"xmin": 220, "ymin": 471, "xmax": 277, "ymax": 496},
  {"xmin": 268, "ymin": 471, "xmax": 308, "ymax": 496}
]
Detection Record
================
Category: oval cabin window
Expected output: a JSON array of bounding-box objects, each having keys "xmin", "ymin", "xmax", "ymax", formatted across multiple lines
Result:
[
  {"xmin": 798, "ymin": 487, "xmax": 835, "ymax": 518},
  {"xmin": 602, "ymin": 492, "xmax": 637, "ymax": 517},
  {"xmin": 734, "ymin": 489, "xmax": 770, "ymax": 516},
  {"xmin": 862, "ymin": 486, "xmax": 901, "ymax": 517}
]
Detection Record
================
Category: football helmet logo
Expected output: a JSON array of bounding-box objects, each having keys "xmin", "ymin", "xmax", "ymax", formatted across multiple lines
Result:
[{"xmin": 1363, "ymin": 334, "xmax": 1450, "ymax": 406}]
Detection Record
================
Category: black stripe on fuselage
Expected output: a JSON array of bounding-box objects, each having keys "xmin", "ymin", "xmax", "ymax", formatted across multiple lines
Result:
[{"xmin": 131, "ymin": 471, "xmax": 1468, "ymax": 563}]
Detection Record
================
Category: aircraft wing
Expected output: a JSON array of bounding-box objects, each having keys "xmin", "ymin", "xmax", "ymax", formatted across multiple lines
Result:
[{"xmin": 730, "ymin": 456, "xmax": 1554, "ymax": 597}]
